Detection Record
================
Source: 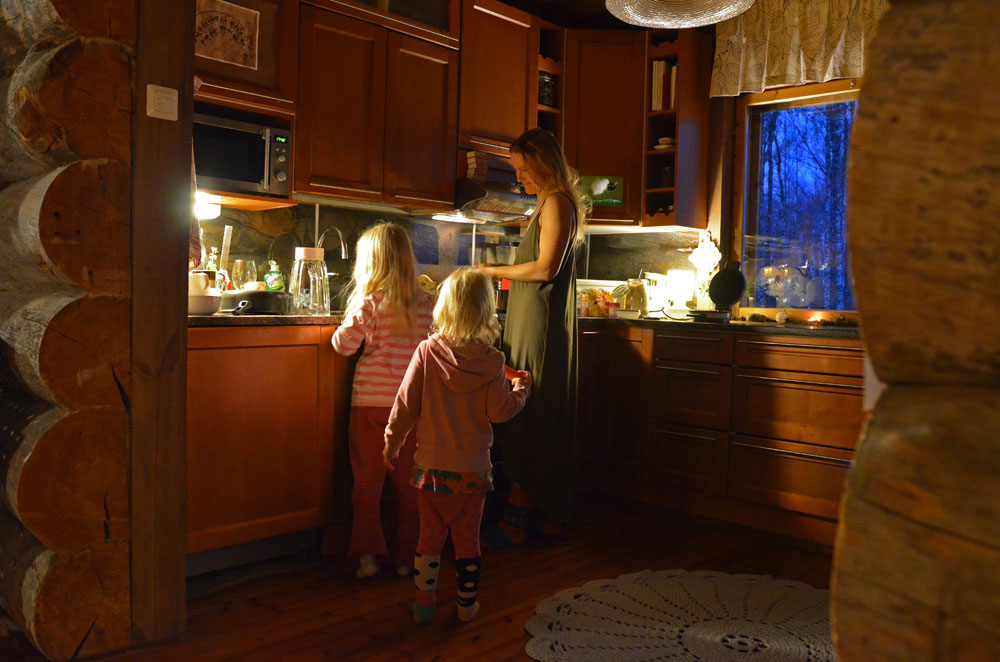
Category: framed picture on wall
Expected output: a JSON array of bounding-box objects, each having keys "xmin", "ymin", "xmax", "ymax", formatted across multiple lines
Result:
[{"xmin": 195, "ymin": 0, "xmax": 260, "ymax": 70}]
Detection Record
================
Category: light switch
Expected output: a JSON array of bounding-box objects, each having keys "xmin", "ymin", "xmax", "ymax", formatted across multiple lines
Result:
[{"xmin": 146, "ymin": 84, "xmax": 178, "ymax": 121}]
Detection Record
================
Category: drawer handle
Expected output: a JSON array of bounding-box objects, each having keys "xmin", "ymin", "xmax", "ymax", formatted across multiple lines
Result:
[
  {"xmin": 734, "ymin": 442, "xmax": 853, "ymax": 467},
  {"xmin": 581, "ymin": 331, "xmax": 603, "ymax": 335},
  {"xmin": 656, "ymin": 334, "xmax": 721, "ymax": 343},
  {"xmin": 656, "ymin": 365, "xmax": 721, "ymax": 376},
  {"xmin": 652, "ymin": 428, "xmax": 717, "ymax": 442},
  {"xmin": 739, "ymin": 339, "xmax": 863, "ymax": 353},
  {"xmin": 740, "ymin": 374, "xmax": 863, "ymax": 390}
]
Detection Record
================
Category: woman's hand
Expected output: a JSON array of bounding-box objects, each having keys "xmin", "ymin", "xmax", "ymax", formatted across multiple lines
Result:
[
  {"xmin": 383, "ymin": 445, "xmax": 398, "ymax": 471},
  {"xmin": 474, "ymin": 263, "xmax": 504, "ymax": 278}
]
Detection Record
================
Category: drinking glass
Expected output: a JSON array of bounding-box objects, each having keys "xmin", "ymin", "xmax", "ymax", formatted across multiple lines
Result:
[{"xmin": 230, "ymin": 259, "xmax": 257, "ymax": 290}]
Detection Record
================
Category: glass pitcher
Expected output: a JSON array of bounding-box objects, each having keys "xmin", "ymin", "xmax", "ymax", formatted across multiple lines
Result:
[
  {"xmin": 624, "ymin": 278, "xmax": 649, "ymax": 316},
  {"xmin": 288, "ymin": 247, "xmax": 330, "ymax": 316}
]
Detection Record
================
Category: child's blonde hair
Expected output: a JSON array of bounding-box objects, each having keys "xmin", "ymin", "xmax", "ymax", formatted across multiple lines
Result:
[
  {"xmin": 433, "ymin": 267, "xmax": 501, "ymax": 346},
  {"xmin": 345, "ymin": 222, "xmax": 421, "ymax": 328}
]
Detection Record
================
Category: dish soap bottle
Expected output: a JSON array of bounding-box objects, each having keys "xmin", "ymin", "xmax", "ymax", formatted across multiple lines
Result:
[{"xmin": 264, "ymin": 260, "xmax": 285, "ymax": 292}]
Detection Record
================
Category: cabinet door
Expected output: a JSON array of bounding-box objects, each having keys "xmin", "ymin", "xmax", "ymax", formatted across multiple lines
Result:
[
  {"xmin": 651, "ymin": 359, "xmax": 732, "ymax": 431},
  {"xmin": 194, "ymin": 0, "xmax": 299, "ymax": 113},
  {"xmin": 296, "ymin": 6, "xmax": 386, "ymax": 200},
  {"xmin": 457, "ymin": 0, "xmax": 536, "ymax": 153},
  {"xmin": 602, "ymin": 326, "xmax": 654, "ymax": 498},
  {"xmin": 645, "ymin": 424, "xmax": 728, "ymax": 495},
  {"xmin": 383, "ymin": 32, "xmax": 458, "ymax": 207},
  {"xmin": 732, "ymin": 367, "xmax": 864, "ymax": 449},
  {"xmin": 729, "ymin": 434, "xmax": 853, "ymax": 519},
  {"xmin": 186, "ymin": 326, "xmax": 338, "ymax": 553},
  {"xmin": 576, "ymin": 328, "xmax": 605, "ymax": 493},
  {"xmin": 563, "ymin": 29, "xmax": 645, "ymax": 222}
]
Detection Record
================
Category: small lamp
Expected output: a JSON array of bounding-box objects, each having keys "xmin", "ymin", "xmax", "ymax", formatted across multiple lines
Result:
[{"xmin": 665, "ymin": 269, "xmax": 695, "ymax": 309}]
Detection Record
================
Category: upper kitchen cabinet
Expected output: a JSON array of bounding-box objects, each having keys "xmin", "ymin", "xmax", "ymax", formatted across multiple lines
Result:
[
  {"xmin": 563, "ymin": 29, "xmax": 645, "ymax": 224},
  {"xmin": 306, "ymin": 0, "xmax": 460, "ymax": 48},
  {"xmin": 194, "ymin": 0, "xmax": 299, "ymax": 114},
  {"xmin": 642, "ymin": 29, "xmax": 712, "ymax": 228},
  {"xmin": 295, "ymin": 5, "xmax": 458, "ymax": 208},
  {"xmin": 457, "ymin": 0, "xmax": 537, "ymax": 156}
]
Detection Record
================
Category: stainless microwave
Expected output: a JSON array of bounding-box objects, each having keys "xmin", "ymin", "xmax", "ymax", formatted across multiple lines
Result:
[{"xmin": 193, "ymin": 113, "xmax": 290, "ymax": 197}]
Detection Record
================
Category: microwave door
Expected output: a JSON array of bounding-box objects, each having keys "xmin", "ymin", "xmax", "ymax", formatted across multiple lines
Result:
[{"xmin": 193, "ymin": 119, "xmax": 268, "ymax": 195}]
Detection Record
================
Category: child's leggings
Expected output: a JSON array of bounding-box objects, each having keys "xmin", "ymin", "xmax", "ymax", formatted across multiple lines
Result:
[
  {"xmin": 348, "ymin": 406, "xmax": 419, "ymax": 567},
  {"xmin": 413, "ymin": 491, "xmax": 486, "ymax": 603}
]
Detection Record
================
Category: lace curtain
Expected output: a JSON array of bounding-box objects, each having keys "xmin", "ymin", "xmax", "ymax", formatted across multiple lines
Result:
[{"xmin": 710, "ymin": 0, "xmax": 888, "ymax": 97}]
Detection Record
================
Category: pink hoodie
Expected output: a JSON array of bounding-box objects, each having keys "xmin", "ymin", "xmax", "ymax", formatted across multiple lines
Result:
[{"xmin": 384, "ymin": 334, "xmax": 530, "ymax": 473}]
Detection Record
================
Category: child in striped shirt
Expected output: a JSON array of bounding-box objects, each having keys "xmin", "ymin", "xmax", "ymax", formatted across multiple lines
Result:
[{"xmin": 332, "ymin": 223, "xmax": 435, "ymax": 579}]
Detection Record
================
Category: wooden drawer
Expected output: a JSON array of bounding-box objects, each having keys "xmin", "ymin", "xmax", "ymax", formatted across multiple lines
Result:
[
  {"xmin": 645, "ymin": 424, "xmax": 728, "ymax": 495},
  {"xmin": 728, "ymin": 435, "xmax": 853, "ymax": 519},
  {"xmin": 653, "ymin": 329, "xmax": 733, "ymax": 364},
  {"xmin": 734, "ymin": 335, "xmax": 863, "ymax": 376},
  {"xmin": 733, "ymin": 367, "xmax": 864, "ymax": 449},
  {"xmin": 651, "ymin": 359, "xmax": 732, "ymax": 431}
]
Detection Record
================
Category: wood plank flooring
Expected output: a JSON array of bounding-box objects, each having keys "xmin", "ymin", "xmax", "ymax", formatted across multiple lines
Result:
[{"xmin": 1, "ymin": 498, "xmax": 833, "ymax": 661}]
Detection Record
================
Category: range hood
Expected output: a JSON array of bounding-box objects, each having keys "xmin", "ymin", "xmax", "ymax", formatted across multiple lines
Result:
[{"xmin": 455, "ymin": 178, "xmax": 537, "ymax": 223}]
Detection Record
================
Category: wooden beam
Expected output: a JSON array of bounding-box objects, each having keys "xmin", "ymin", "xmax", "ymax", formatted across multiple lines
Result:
[{"xmin": 130, "ymin": 0, "xmax": 194, "ymax": 644}]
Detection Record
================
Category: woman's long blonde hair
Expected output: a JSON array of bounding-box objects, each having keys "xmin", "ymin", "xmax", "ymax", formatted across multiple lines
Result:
[
  {"xmin": 510, "ymin": 128, "xmax": 590, "ymax": 245},
  {"xmin": 345, "ymin": 222, "xmax": 421, "ymax": 328},
  {"xmin": 433, "ymin": 267, "xmax": 501, "ymax": 347}
]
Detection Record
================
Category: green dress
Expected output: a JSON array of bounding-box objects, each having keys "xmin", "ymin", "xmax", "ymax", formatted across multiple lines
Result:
[{"xmin": 498, "ymin": 193, "xmax": 578, "ymax": 523}]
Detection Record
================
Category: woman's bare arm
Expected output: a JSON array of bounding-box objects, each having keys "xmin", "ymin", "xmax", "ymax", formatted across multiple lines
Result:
[{"xmin": 476, "ymin": 195, "xmax": 573, "ymax": 282}]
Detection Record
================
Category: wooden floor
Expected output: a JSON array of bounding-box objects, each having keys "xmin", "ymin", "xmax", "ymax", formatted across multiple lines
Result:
[{"xmin": 2, "ymin": 498, "xmax": 833, "ymax": 661}]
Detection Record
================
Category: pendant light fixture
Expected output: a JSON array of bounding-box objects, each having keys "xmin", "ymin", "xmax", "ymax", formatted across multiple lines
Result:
[{"xmin": 605, "ymin": 0, "xmax": 755, "ymax": 28}]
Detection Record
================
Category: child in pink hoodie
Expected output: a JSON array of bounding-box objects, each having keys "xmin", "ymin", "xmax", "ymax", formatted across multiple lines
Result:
[{"xmin": 383, "ymin": 267, "xmax": 530, "ymax": 624}]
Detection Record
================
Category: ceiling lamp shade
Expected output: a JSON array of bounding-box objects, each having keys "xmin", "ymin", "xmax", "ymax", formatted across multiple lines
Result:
[{"xmin": 605, "ymin": 0, "xmax": 755, "ymax": 28}]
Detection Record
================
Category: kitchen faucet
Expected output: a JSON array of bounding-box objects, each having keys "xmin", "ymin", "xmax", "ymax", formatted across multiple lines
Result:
[{"xmin": 316, "ymin": 226, "xmax": 349, "ymax": 259}]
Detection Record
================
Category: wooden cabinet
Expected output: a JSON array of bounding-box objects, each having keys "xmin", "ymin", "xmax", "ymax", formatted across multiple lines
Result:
[
  {"xmin": 186, "ymin": 325, "xmax": 351, "ymax": 554},
  {"xmin": 535, "ymin": 20, "xmax": 564, "ymax": 143},
  {"xmin": 576, "ymin": 328, "xmax": 605, "ymax": 494},
  {"xmin": 305, "ymin": 0, "xmax": 460, "ymax": 48},
  {"xmin": 457, "ymin": 0, "xmax": 536, "ymax": 155},
  {"xmin": 647, "ymin": 329, "xmax": 732, "ymax": 496},
  {"xmin": 295, "ymin": 5, "xmax": 457, "ymax": 207},
  {"xmin": 563, "ymin": 29, "xmax": 645, "ymax": 223},
  {"xmin": 194, "ymin": 0, "xmax": 299, "ymax": 114},
  {"xmin": 642, "ymin": 29, "xmax": 712, "ymax": 227}
]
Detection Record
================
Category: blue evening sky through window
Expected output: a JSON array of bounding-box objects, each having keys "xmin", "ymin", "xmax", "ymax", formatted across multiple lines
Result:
[{"xmin": 743, "ymin": 100, "xmax": 857, "ymax": 311}]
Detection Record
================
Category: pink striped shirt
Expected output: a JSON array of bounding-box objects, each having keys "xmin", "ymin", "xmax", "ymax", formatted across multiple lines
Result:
[{"xmin": 332, "ymin": 291, "xmax": 434, "ymax": 407}]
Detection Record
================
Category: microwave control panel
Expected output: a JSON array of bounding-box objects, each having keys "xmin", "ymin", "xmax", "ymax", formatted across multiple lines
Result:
[{"xmin": 268, "ymin": 129, "xmax": 291, "ymax": 194}]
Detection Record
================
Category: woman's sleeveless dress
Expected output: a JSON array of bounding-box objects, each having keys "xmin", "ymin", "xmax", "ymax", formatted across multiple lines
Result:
[{"xmin": 498, "ymin": 193, "xmax": 578, "ymax": 523}]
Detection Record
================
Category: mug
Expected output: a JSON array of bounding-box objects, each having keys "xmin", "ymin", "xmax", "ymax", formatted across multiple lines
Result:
[{"xmin": 189, "ymin": 271, "xmax": 211, "ymax": 294}]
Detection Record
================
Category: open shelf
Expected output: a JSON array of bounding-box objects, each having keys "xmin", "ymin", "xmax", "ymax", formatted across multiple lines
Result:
[
  {"xmin": 537, "ymin": 103, "xmax": 560, "ymax": 114},
  {"xmin": 536, "ymin": 20, "xmax": 564, "ymax": 142},
  {"xmin": 201, "ymin": 189, "xmax": 297, "ymax": 212}
]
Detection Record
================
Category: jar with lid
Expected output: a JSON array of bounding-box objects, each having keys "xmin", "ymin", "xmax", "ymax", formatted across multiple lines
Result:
[
  {"xmin": 538, "ymin": 72, "xmax": 557, "ymax": 108},
  {"xmin": 288, "ymin": 247, "xmax": 330, "ymax": 315},
  {"xmin": 624, "ymin": 278, "xmax": 648, "ymax": 316}
]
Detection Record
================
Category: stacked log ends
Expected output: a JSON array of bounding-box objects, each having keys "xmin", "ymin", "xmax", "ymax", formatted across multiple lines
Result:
[
  {"xmin": 847, "ymin": 0, "xmax": 1000, "ymax": 386},
  {"xmin": 0, "ymin": 159, "xmax": 130, "ymax": 297},
  {"xmin": 5, "ymin": 406, "xmax": 129, "ymax": 551},
  {"xmin": 0, "ymin": 508, "xmax": 129, "ymax": 660},
  {"xmin": 833, "ymin": 387, "xmax": 1000, "ymax": 660},
  {"xmin": 0, "ymin": 1, "xmax": 136, "ymax": 58},
  {"xmin": 1, "ymin": 37, "xmax": 131, "ymax": 184},
  {"xmin": 834, "ymin": 2, "xmax": 1000, "ymax": 661},
  {"xmin": 1, "ymin": 294, "xmax": 130, "ymax": 408}
]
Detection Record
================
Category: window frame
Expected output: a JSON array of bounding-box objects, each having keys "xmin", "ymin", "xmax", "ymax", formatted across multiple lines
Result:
[{"xmin": 730, "ymin": 78, "xmax": 861, "ymax": 323}]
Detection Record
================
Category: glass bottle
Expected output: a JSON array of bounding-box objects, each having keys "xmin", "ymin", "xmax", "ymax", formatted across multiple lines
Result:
[{"xmin": 288, "ymin": 247, "xmax": 330, "ymax": 316}]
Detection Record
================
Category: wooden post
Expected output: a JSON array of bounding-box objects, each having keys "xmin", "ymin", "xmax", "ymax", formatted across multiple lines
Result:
[{"xmin": 832, "ymin": 1, "xmax": 1000, "ymax": 659}]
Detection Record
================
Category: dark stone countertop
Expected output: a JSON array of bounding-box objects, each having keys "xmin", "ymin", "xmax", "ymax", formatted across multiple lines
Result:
[
  {"xmin": 579, "ymin": 315, "xmax": 862, "ymax": 340},
  {"xmin": 189, "ymin": 313, "xmax": 346, "ymax": 327}
]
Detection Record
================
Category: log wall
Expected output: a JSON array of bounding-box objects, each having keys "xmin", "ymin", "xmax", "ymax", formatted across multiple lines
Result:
[
  {"xmin": 0, "ymin": 0, "xmax": 136, "ymax": 659},
  {"xmin": 832, "ymin": 1, "xmax": 1000, "ymax": 660}
]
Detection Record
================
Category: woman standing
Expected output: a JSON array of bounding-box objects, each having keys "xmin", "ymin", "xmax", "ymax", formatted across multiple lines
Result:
[{"xmin": 476, "ymin": 128, "xmax": 589, "ymax": 546}]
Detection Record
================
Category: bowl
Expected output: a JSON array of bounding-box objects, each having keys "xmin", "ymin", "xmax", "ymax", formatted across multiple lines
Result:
[
  {"xmin": 188, "ymin": 293, "xmax": 222, "ymax": 315},
  {"xmin": 616, "ymin": 308, "xmax": 641, "ymax": 320}
]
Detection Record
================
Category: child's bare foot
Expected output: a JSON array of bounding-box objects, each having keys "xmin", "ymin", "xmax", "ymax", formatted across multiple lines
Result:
[
  {"xmin": 457, "ymin": 601, "xmax": 480, "ymax": 622},
  {"xmin": 356, "ymin": 554, "xmax": 378, "ymax": 578}
]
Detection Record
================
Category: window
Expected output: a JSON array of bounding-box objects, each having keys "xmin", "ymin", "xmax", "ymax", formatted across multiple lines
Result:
[{"xmin": 736, "ymin": 83, "xmax": 860, "ymax": 313}]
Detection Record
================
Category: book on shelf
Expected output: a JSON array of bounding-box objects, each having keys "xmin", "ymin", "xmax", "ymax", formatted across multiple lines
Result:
[
  {"xmin": 651, "ymin": 60, "xmax": 663, "ymax": 111},
  {"xmin": 650, "ymin": 60, "xmax": 676, "ymax": 111},
  {"xmin": 669, "ymin": 63, "xmax": 676, "ymax": 109}
]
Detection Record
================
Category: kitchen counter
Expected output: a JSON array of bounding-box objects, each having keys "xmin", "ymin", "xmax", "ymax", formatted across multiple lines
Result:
[
  {"xmin": 189, "ymin": 313, "xmax": 346, "ymax": 327},
  {"xmin": 579, "ymin": 316, "xmax": 862, "ymax": 340}
]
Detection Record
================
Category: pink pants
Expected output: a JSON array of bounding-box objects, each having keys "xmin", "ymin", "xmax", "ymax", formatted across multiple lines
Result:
[
  {"xmin": 348, "ymin": 406, "xmax": 419, "ymax": 566},
  {"xmin": 416, "ymin": 490, "xmax": 486, "ymax": 559}
]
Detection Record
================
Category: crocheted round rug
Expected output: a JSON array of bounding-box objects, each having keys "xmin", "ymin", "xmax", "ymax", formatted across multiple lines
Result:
[{"xmin": 525, "ymin": 569, "xmax": 834, "ymax": 662}]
